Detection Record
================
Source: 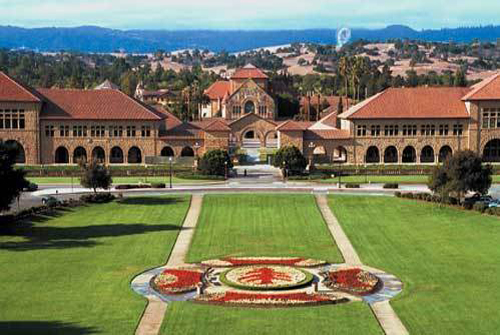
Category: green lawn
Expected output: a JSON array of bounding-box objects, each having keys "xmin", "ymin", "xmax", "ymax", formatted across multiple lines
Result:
[
  {"xmin": 186, "ymin": 194, "xmax": 343, "ymax": 263},
  {"xmin": 28, "ymin": 176, "xmax": 221, "ymax": 185},
  {"xmin": 329, "ymin": 195, "xmax": 500, "ymax": 335},
  {"xmin": 161, "ymin": 194, "xmax": 382, "ymax": 335},
  {"xmin": 0, "ymin": 196, "xmax": 190, "ymax": 335}
]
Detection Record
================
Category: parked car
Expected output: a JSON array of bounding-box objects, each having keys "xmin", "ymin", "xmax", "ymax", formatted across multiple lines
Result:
[
  {"xmin": 23, "ymin": 183, "xmax": 38, "ymax": 192},
  {"xmin": 488, "ymin": 199, "xmax": 500, "ymax": 208},
  {"xmin": 464, "ymin": 193, "xmax": 493, "ymax": 205},
  {"xmin": 41, "ymin": 196, "xmax": 62, "ymax": 206}
]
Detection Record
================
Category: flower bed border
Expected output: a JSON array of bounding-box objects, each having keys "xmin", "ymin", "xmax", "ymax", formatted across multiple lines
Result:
[
  {"xmin": 150, "ymin": 268, "xmax": 204, "ymax": 295},
  {"xmin": 201, "ymin": 257, "xmax": 326, "ymax": 268},
  {"xmin": 322, "ymin": 268, "xmax": 381, "ymax": 296},
  {"xmin": 219, "ymin": 266, "xmax": 314, "ymax": 291}
]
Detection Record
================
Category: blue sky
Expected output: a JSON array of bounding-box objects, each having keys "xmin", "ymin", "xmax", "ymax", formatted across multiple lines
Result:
[{"xmin": 1, "ymin": 0, "xmax": 499, "ymax": 30}]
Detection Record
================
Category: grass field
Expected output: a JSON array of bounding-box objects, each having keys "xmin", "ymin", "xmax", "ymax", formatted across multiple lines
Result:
[
  {"xmin": 186, "ymin": 194, "xmax": 343, "ymax": 263},
  {"xmin": 319, "ymin": 174, "xmax": 500, "ymax": 184},
  {"xmin": 329, "ymin": 195, "xmax": 500, "ymax": 335},
  {"xmin": 160, "ymin": 194, "xmax": 382, "ymax": 335},
  {"xmin": 0, "ymin": 196, "xmax": 190, "ymax": 335},
  {"xmin": 28, "ymin": 176, "xmax": 220, "ymax": 185}
]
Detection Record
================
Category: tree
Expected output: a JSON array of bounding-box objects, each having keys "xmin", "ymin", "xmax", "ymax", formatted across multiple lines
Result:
[
  {"xmin": 198, "ymin": 149, "xmax": 233, "ymax": 177},
  {"xmin": 428, "ymin": 150, "xmax": 492, "ymax": 201},
  {"xmin": 273, "ymin": 146, "xmax": 307, "ymax": 176},
  {"xmin": 0, "ymin": 141, "xmax": 28, "ymax": 212},
  {"xmin": 454, "ymin": 68, "xmax": 467, "ymax": 87},
  {"xmin": 79, "ymin": 159, "xmax": 112, "ymax": 194}
]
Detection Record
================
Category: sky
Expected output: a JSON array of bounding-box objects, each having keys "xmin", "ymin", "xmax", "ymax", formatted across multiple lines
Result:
[{"xmin": 0, "ymin": 0, "xmax": 499, "ymax": 30}]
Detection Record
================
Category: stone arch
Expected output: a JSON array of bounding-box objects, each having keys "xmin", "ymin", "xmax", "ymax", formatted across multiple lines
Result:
[
  {"xmin": 110, "ymin": 146, "xmax": 124, "ymax": 164},
  {"xmin": 180, "ymin": 146, "xmax": 195, "ymax": 157},
  {"xmin": 420, "ymin": 146, "xmax": 435, "ymax": 163},
  {"xmin": 92, "ymin": 146, "xmax": 106, "ymax": 163},
  {"xmin": 438, "ymin": 146, "xmax": 453, "ymax": 163},
  {"xmin": 73, "ymin": 146, "xmax": 87, "ymax": 164},
  {"xmin": 244, "ymin": 100, "xmax": 256, "ymax": 114},
  {"xmin": 384, "ymin": 146, "xmax": 398, "ymax": 163},
  {"xmin": 55, "ymin": 146, "xmax": 69, "ymax": 164},
  {"xmin": 333, "ymin": 146, "xmax": 347, "ymax": 163},
  {"xmin": 161, "ymin": 146, "xmax": 175, "ymax": 157},
  {"xmin": 244, "ymin": 130, "xmax": 257, "ymax": 139},
  {"xmin": 264, "ymin": 131, "xmax": 278, "ymax": 148},
  {"xmin": 365, "ymin": 146, "xmax": 380, "ymax": 163},
  {"xmin": 128, "ymin": 147, "xmax": 142, "ymax": 164},
  {"xmin": 402, "ymin": 146, "xmax": 417, "ymax": 163},
  {"xmin": 483, "ymin": 139, "xmax": 500, "ymax": 162},
  {"xmin": 5, "ymin": 140, "xmax": 25, "ymax": 164}
]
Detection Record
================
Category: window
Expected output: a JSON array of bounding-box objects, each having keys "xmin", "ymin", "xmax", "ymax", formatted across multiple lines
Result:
[
  {"xmin": 91, "ymin": 125, "xmax": 105, "ymax": 137},
  {"xmin": 110, "ymin": 126, "xmax": 123, "ymax": 137},
  {"xmin": 453, "ymin": 124, "xmax": 463, "ymax": 136},
  {"xmin": 45, "ymin": 125, "xmax": 54, "ymax": 137},
  {"xmin": 371, "ymin": 125, "xmax": 381, "ymax": 136},
  {"xmin": 357, "ymin": 125, "xmax": 367, "ymax": 137},
  {"xmin": 141, "ymin": 126, "xmax": 151, "ymax": 137},
  {"xmin": 482, "ymin": 108, "xmax": 500, "ymax": 129},
  {"xmin": 127, "ymin": 126, "xmax": 136, "ymax": 137},
  {"xmin": 259, "ymin": 105, "xmax": 267, "ymax": 116},
  {"xmin": 232, "ymin": 106, "xmax": 242, "ymax": 116},
  {"xmin": 384, "ymin": 125, "xmax": 399, "ymax": 136},
  {"xmin": 59, "ymin": 125, "xmax": 69, "ymax": 137},
  {"xmin": 19, "ymin": 110, "xmax": 25, "ymax": 129},
  {"xmin": 439, "ymin": 124, "xmax": 449, "ymax": 136},
  {"xmin": 421, "ymin": 125, "xmax": 436, "ymax": 136},
  {"xmin": 11, "ymin": 110, "xmax": 18, "ymax": 129},
  {"xmin": 72, "ymin": 125, "xmax": 87, "ymax": 137},
  {"xmin": 402, "ymin": 125, "xmax": 417, "ymax": 136},
  {"xmin": 5, "ymin": 110, "xmax": 11, "ymax": 129}
]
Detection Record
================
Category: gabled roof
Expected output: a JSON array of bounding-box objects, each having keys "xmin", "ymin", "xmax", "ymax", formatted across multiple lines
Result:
[
  {"xmin": 310, "ymin": 111, "xmax": 339, "ymax": 130},
  {"xmin": 94, "ymin": 80, "xmax": 120, "ymax": 90},
  {"xmin": 161, "ymin": 122, "xmax": 203, "ymax": 139},
  {"xmin": 204, "ymin": 81, "xmax": 231, "ymax": 100},
  {"xmin": 0, "ymin": 71, "xmax": 41, "ymax": 102},
  {"xmin": 38, "ymin": 88, "xmax": 165, "ymax": 120},
  {"xmin": 462, "ymin": 72, "xmax": 500, "ymax": 101},
  {"xmin": 304, "ymin": 129, "xmax": 351, "ymax": 140},
  {"xmin": 340, "ymin": 87, "xmax": 471, "ymax": 120},
  {"xmin": 228, "ymin": 112, "xmax": 277, "ymax": 127},
  {"xmin": 276, "ymin": 120, "xmax": 313, "ymax": 131},
  {"xmin": 231, "ymin": 64, "xmax": 268, "ymax": 80},
  {"xmin": 203, "ymin": 119, "xmax": 231, "ymax": 132}
]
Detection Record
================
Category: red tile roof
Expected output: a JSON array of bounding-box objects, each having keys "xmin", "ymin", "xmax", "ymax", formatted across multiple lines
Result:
[
  {"xmin": 341, "ymin": 87, "xmax": 471, "ymax": 120},
  {"xmin": 38, "ymin": 88, "xmax": 165, "ymax": 120},
  {"xmin": 161, "ymin": 123, "xmax": 203, "ymax": 139},
  {"xmin": 462, "ymin": 72, "xmax": 500, "ymax": 101},
  {"xmin": 0, "ymin": 71, "xmax": 41, "ymax": 102},
  {"xmin": 300, "ymin": 95, "xmax": 350, "ymax": 108},
  {"xmin": 204, "ymin": 81, "xmax": 231, "ymax": 100},
  {"xmin": 304, "ymin": 129, "xmax": 351, "ymax": 140},
  {"xmin": 203, "ymin": 119, "xmax": 231, "ymax": 132},
  {"xmin": 276, "ymin": 120, "xmax": 313, "ymax": 131},
  {"xmin": 231, "ymin": 64, "xmax": 268, "ymax": 80}
]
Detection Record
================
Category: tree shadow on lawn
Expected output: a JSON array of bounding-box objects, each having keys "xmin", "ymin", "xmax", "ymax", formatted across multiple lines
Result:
[
  {"xmin": 0, "ymin": 321, "xmax": 98, "ymax": 335},
  {"xmin": 0, "ymin": 222, "xmax": 184, "ymax": 252},
  {"xmin": 118, "ymin": 197, "xmax": 187, "ymax": 206}
]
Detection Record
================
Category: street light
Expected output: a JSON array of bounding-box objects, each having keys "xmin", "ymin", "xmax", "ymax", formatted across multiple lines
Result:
[
  {"xmin": 169, "ymin": 157, "xmax": 173, "ymax": 189},
  {"xmin": 224, "ymin": 161, "xmax": 228, "ymax": 180},
  {"xmin": 308, "ymin": 142, "xmax": 315, "ymax": 172}
]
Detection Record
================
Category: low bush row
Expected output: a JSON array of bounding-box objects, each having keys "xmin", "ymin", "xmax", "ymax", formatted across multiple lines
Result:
[
  {"xmin": 345, "ymin": 183, "xmax": 360, "ymax": 188},
  {"xmin": 383, "ymin": 183, "xmax": 399, "ymax": 189},
  {"xmin": 395, "ymin": 192, "xmax": 500, "ymax": 216},
  {"xmin": 115, "ymin": 183, "xmax": 167, "ymax": 190}
]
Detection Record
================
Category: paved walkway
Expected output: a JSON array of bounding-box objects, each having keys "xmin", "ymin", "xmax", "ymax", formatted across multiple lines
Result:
[
  {"xmin": 135, "ymin": 194, "xmax": 204, "ymax": 335},
  {"xmin": 315, "ymin": 195, "xmax": 409, "ymax": 335}
]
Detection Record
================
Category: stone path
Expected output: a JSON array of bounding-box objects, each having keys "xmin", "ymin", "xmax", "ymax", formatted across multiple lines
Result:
[
  {"xmin": 135, "ymin": 194, "xmax": 204, "ymax": 335},
  {"xmin": 315, "ymin": 195, "xmax": 409, "ymax": 335}
]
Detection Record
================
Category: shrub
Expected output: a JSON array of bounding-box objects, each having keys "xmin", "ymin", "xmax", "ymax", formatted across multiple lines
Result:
[
  {"xmin": 176, "ymin": 173, "xmax": 225, "ymax": 181},
  {"xmin": 472, "ymin": 202, "xmax": 488, "ymax": 213},
  {"xmin": 151, "ymin": 183, "xmax": 166, "ymax": 189},
  {"xmin": 198, "ymin": 149, "xmax": 232, "ymax": 177},
  {"xmin": 80, "ymin": 193, "xmax": 115, "ymax": 204},
  {"xmin": 394, "ymin": 191, "xmax": 402, "ymax": 198},
  {"xmin": 383, "ymin": 183, "xmax": 399, "ymax": 189},
  {"xmin": 114, "ymin": 184, "xmax": 152, "ymax": 190},
  {"xmin": 463, "ymin": 202, "xmax": 473, "ymax": 210},
  {"xmin": 345, "ymin": 183, "xmax": 360, "ymax": 189},
  {"xmin": 115, "ymin": 184, "xmax": 132, "ymax": 190}
]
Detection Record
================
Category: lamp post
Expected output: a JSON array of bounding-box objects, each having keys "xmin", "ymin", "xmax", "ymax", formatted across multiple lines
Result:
[
  {"xmin": 308, "ymin": 142, "xmax": 315, "ymax": 172},
  {"xmin": 169, "ymin": 157, "xmax": 173, "ymax": 189},
  {"xmin": 224, "ymin": 161, "xmax": 228, "ymax": 180},
  {"xmin": 193, "ymin": 142, "xmax": 201, "ymax": 171}
]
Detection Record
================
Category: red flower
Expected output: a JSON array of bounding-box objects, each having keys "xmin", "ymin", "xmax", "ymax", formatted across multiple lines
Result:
[
  {"xmin": 152, "ymin": 269, "xmax": 203, "ymax": 294},
  {"xmin": 224, "ymin": 257, "xmax": 306, "ymax": 266},
  {"xmin": 238, "ymin": 267, "xmax": 293, "ymax": 285},
  {"xmin": 324, "ymin": 268, "xmax": 379, "ymax": 295},
  {"xmin": 196, "ymin": 291, "xmax": 339, "ymax": 305}
]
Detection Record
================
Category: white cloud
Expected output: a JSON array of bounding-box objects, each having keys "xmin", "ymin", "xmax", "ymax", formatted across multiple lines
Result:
[{"xmin": 0, "ymin": 0, "xmax": 499, "ymax": 29}]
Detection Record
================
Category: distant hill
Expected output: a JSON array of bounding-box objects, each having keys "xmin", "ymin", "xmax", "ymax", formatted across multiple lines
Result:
[{"xmin": 1, "ymin": 25, "xmax": 500, "ymax": 53}]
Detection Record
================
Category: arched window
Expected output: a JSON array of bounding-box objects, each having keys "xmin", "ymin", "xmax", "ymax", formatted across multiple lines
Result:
[
  {"xmin": 5, "ymin": 140, "xmax": 25, "ymax": 164},
  {"xmin": 180, "ymin": 146, "xmax": 195, "ymax": 157},
  {"xmin": 402, "ymin": 146, "xmax": 416, "ymax": 163},
  {"xmin": 333, "ymin": 146, "xmax": 347, "ymax": 162},
  {"xmin": 128, "ymin": 147, "xmax": 142, "ymax": 164},
  {"xmin": 384, "ymin": 146, "xmax": 398, "ymax": 163},
  {"xmin": 244, "ymin": 101, "xmax": 255, "ymax": 114},
  {"xmin": 420, "ymin": 146, "xmax": 435, "ymax": 163},
  {"xmin": 365, "ymin": 146, "xmax": 380, "ymax": 163},
  {"xmin": 92, "ymin": 146, "xmax": 105, "ymax": 163},
  {"xmin": 55, "ymin": 146, "xmax": 69, "ymax": 164},
  {"xmin": 73, "ymin": 147, "xmax": 87, "ymax": 164},
  {"xmin": 244, "ymin": 130, "xmax": 256, "ymax": 139},
  {"xmin": 483, "ymin": 140, "xmax": 500, "ymax": 162},
  {"xmin": 110, "ymin": 147, "xmax": 124, "ymax": 164},
  {"xmin": 161, "ymin": 146, "xmax": 175, "ymax": 157},
  {"xmin": 438, "ymin": 146, "xmax": 453, "ymax": 163}
]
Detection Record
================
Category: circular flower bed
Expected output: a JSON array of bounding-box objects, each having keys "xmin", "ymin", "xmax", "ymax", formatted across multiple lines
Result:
[
  {"xmin": 220, "ymin": 265, "xmax": 313, "ymax": 291},
  {"xmin": 194, "ymin": 291, "xmax": 345, "ymax": 307},
  {"xmin": 151, "ymin": 268, "xmax": 203, "ymax": 295},
  {"xmin": 201, "ymin": 257, "xmax": 326, "ymax": 268},
  {"xmin": 323, "ymin": 268, "xmax": 380, "ymax": 296}
]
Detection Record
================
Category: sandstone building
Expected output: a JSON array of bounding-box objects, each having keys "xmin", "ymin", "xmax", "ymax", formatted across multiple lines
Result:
[{"xmin": 1, "ymin": 64, "xmax": 500, "ymax": 166}]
